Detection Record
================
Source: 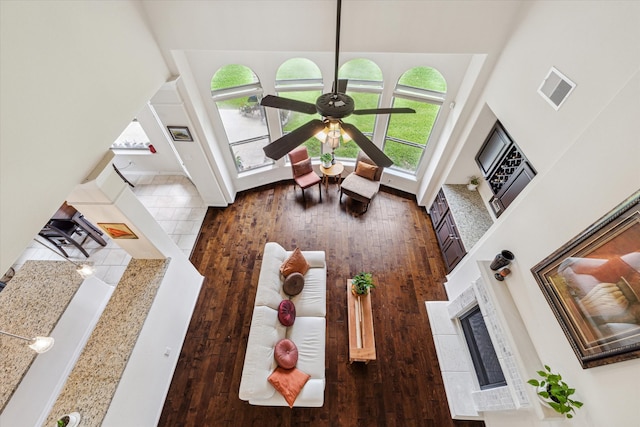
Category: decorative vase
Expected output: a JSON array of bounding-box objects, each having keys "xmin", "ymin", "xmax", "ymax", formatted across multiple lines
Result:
[
  {"xmin": 494, "ymin": 268, "xmax": 511, "ymax": 281},
  {"xmin": 490, "ymin": 250, "xmax": 515, "ymax": 271}
]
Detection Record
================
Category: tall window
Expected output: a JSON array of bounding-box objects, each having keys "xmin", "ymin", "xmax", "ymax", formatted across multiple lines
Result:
[
  {"xmin": 211, "ymin": 64, "xmax": 271, "ymax": 172},
  {"xmin": 384, "ymin": 67, "xmax": 446, "ymax": 174},
  {"xmin": 275, "ymin": 58, "xmax": 323, "ymax": 158},
  {"xmin": 336, "ymin": 59, "xmax": 383, "ymax": 160}
]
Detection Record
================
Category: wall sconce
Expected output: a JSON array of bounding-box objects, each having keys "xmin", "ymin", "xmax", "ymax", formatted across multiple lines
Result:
[
  {"xmin": 0, "ymin": 330, "xmax": 54, "ymax": 353},
  {"xmin": 33, "ymin": 238, "xmax": 95, "ymax": 278}
]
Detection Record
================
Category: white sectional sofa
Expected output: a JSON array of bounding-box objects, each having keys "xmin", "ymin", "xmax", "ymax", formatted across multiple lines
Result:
[{"xmin": 238, "ymin": 242, "xmax": 327, "ymax": 407}]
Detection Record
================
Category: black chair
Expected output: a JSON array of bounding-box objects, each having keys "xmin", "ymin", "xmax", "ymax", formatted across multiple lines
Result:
[{"xmin": 38, "ymin": 219, "xmax": 90, "ymax": 258}]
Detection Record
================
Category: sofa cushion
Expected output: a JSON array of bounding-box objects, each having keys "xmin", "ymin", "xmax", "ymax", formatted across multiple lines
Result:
[
  {"xmin": 283, "ymin": 272, "xmax": 304, "ymax": 296},
  {"xmin": 280, "ymin": 247, "xmax": 310, "ymax": 277},
  {"xmin": 278, "ymin": 300, "xmax": 296, "ymax": 327},
  {"xmin": 238, "ymin": 306, "xmax": 287, "ymax": 401},
  {"xmin": 355, "ymin": 161, "xmax": 378, "ymax": 181},
  {"xmin": 274, "ymin": 338, "xmax": 298, "ymax": 369},
  {"xmin": 286, "ymin": 316, "xmax": 326, "ymax": 379},
  {"xmin": 268, "ymin": 367, "xmax": 311, "ymax": 408},
  {"xmin": 340, "ymin": 173, "xmax": 381, "ymax": 200}
]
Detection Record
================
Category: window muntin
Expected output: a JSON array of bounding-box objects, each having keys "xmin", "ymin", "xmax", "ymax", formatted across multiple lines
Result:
[
  {"xmin": 384, "ymin": 67, "xmax": 446, "ymax": 174},
  {"xmin": 212, "ymin": 65, "xmax": 272, "ymax": 172}
]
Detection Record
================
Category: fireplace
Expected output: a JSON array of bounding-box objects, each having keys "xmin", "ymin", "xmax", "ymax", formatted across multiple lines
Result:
[
  {"xmin": 459, "ymin": 305, "xmax": 507, "ymax": 390},
  {"xmin": 425, "ymin": 262, "xmax": 544, "ymax": 418}
]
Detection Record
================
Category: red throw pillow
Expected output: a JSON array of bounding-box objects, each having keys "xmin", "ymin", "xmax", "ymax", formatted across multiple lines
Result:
[
  {"xmin": 292, "ymin": 158, "xmax": 313, "ymax": 176},
  {"xmin": 274, "ymin": 338, "xmax": 298, "ymax": 369},
  {"xmin": 280, "ymin": 248, "xmax": 310, "ymax": 277},
  {"xmin": 355, "ymin": 161, "xmax": 378, "ymax": 180},
  {"xmin": 278, "ymin": 300, "xmax": 296, "ymax": 326},
  {"xmin": 268, "ymin": 366, "xmax": 311, "ymax": 407}
]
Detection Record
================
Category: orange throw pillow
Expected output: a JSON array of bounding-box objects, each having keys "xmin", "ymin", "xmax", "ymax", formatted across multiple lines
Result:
[
  {"xmin": 355, "ymin": 161, "xmax": 378, "ymax": 180},
  {"xmin": 280, "ymin": 247, "xmax": 310, "ymax": 277},
  {"xmin": 268, "ymin": 366, "xmax": 311, "ymax": 407}
]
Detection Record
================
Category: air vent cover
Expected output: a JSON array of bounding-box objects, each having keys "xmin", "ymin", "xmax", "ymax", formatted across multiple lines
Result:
[{"xmin": 538, "ymin": 67, "xmax": 576, "ymax": 110}]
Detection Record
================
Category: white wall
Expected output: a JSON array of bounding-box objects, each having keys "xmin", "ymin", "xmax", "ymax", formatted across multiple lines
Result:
[
  {"xmin": 444, "ymin": 2, "xmax": 640, "ymax": 426},
  {"xmin": 0, "ymin": 0, "xmax": 170, "ymax": 273}
]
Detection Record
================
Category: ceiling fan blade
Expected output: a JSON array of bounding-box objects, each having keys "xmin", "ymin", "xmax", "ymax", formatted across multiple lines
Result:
[
  {"xmin": 341, "ymin": 123, "xmax": 393, "ymax": 168},
  {"xmin": 263, "ymin": 119, "xmax": 326, "ymax": 161},
  {"xmin": 352, "ymin": 107, "xmax": 416, "ymax": 115},
  {"xmin": 260, "ymin": 95, "xmax": 317, "ymax": 115},
  {"xmin": 333, "ymin": 79, "xmax": 348, "ymax": 94}
]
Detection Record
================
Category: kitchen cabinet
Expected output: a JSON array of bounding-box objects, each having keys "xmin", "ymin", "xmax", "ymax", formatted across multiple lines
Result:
[
  {"xmin": 476, "ymin": 122, "xmax": 536, "ymax": 217},
  {"xmin": 475, "ymin": 123, "xmax": 511, "ymax": 177},
  {"xmin": 430, "ymin": 189, "xmax": 466, "ymax": 272}
]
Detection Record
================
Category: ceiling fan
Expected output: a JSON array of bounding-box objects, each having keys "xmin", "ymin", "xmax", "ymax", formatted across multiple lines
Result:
[{"xmin": 260, "ymin": 0, "xmax": 415, "ymax": 168}]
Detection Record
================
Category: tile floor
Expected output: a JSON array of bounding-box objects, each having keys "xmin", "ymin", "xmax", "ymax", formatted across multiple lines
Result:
[{"xmin": 11, "ymin": 175, "xmax": 206, "ymax": 286}]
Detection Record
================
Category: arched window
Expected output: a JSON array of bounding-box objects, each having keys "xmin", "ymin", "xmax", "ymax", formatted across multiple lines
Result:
[
  {"xmin": 275, "ymin": 58, "xmax": 323, "ymax": 158},
  {"xmin": 384, "ymin": 67, "xmax": 447, "ymax": 174},
  {"xmin": 211, "ymin": 64, "xmax": 270, "ymax": 172},
  {"xmin": 335, "ymin": 59, "xmax": 383, "ymax": 161}
]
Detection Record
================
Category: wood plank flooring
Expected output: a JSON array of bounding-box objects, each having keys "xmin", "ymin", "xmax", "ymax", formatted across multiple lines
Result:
[{"xmin": 158, "ymin": 182, "xmax": 484, "ymax": 427}]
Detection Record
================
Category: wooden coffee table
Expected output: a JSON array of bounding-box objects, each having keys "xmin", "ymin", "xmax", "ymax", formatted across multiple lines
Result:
[{"xmin": 346, "ymin": 279, "xmax": 376, "ymax": 363}]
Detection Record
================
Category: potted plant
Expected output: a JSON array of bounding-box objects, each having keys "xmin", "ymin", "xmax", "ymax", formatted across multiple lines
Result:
[
  {"xmin": 351, "ymin": 272, "xmax": 375, "ymax": 296},
  {"xmin": 57, "ymin": 412, "xmax": 81, "ymax": 427},
  {"xmin": 467, "ymin": 175, "xmax": 480, "ymax": 191},
  {"xmin": 527, "ymin": 365, "xmax": 583, "ymax": 418},
  {"xmin": 320, "ymin": 152, "xmax": 333, "ymax": 168}
]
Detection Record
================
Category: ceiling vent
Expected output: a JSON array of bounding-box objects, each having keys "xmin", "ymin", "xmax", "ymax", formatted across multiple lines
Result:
[{"xmin": 538, "ymin": 67, "xmax": 576, "ymax": 110}]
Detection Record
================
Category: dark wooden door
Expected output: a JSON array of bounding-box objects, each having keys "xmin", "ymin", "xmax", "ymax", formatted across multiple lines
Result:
[{"xmin": 435, "ymin": 211, "xmax": 466, "ymax": 272}]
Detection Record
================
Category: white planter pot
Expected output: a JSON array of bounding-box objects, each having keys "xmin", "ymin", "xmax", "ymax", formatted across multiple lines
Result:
[
  {"xmin": 467, "ymin": 183, "xmax": 478, "ymax": 191},
  {"xmin": 322, "ymin": 161, "xmax": 332, "ymax": 168},
  {"xmin": 57, "ymin": 412, "xmax": 81, "ymax": 427}
]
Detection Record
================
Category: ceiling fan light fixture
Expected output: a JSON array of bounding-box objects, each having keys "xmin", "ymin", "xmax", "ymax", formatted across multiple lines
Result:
[{"xmin": 317, "ymin": 121, "xmax": 345, "ymax": 149}]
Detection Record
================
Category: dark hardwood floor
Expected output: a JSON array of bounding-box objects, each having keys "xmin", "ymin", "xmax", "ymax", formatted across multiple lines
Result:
[{"xmin": 158, "ymin": 181, "xmax": 484, "ymax": 427}]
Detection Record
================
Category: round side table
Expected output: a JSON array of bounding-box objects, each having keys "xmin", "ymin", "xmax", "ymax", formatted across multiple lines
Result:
[{"xmin": 319, "ymin": 162, "xmax": 344, "ymax": 190}]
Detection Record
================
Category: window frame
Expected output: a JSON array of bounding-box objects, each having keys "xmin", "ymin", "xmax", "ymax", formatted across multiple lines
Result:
[
  {"xmin": 212, "ymin": 81, "xmax": 273, "ymax": 173},
  {"xmin": 384, "ymin": 81, "xmax": 446, "ymax": 174}
]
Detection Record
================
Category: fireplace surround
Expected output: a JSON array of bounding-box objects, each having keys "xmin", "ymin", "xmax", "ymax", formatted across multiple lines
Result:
[{"xmin": 426, "ymin": 261, "xmax": 562, "ymax": 420}]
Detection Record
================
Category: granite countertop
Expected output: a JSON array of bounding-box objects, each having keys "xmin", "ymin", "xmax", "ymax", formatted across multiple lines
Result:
[
  {"xmin": 45, "ymin": 258, "xmax": 170, "ymax": 427},
  {"xmin": 442, "ymin": 184, "xmax": 494, "ymax": 250},
  {"xmin": 0, "ymin": 261, "xmax": 84, "ymax": 412}
]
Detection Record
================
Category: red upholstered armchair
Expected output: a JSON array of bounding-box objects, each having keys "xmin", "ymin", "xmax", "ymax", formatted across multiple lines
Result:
[{"xmin": 288, "ymin": 146, "xmax": 322, "ymax": 202}]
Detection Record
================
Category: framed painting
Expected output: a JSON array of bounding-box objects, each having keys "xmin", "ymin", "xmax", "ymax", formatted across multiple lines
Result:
[
  {"xmin": 532, "ymin": 190, "xmax": 640, "ymax": 368},
  {"xmin": 167, "ymin": 126, "xmax": 193, "ymax": 142},
  {"xmin": 98, "ymin": 223, "xmax": 139, "ymax": 240}
]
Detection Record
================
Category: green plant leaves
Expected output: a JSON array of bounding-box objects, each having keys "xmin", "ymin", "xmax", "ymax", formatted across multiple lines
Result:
[{"xmin": 528, "ymin": 366, "xmax": 582, "ymax": 418}]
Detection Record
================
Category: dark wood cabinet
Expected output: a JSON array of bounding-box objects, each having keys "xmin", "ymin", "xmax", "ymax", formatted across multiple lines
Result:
[
  {"xmin": 475, "ymin": 123, "xmax": 512, "ymax": 177},
  {"xmin": 476, "ymin": 121, "xmax": 536, "ymax": 217},
  {"xmin": 429, "ymin": 189, "xmax": 449, "ymax": 226},
  {"xmin": 429, "ymin": 189, "xmax": 466, "ymax": 272}
]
